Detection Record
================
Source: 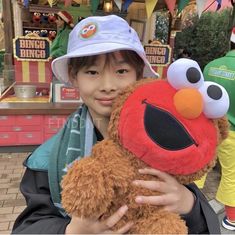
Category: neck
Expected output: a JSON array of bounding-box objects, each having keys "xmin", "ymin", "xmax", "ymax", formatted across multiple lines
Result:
[{"xmin": 91, "ymin": 115, "xmax": 110, "ymax": 139}]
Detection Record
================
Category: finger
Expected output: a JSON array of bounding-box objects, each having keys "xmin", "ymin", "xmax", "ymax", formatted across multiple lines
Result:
[
  {"xmin": 163, "ymin": 204, "xmax": 178, "ymax": 213},
  {"xmin": 91, "ymin": 221, "xmax": 110, "ymax": 233},
  {"xmin": 104, "ymin": 229, "xmax": 115, "ymax": 234},
  {"xmin": 133, "ymin": 180, "xmax": 171, "ymax": 193},
  {"xmin": 115, "ymin": 221, "xmax": 134, "ymax": 234},
  {"xmin": 138, "ymin": 168, "xmax": 176, "ymax": 183},
  {"xmin": 135, "ymin": 194, "xmax": 174, "ymax": 206},
  {"xmin": 105, "ymin": 205, "xmax": 128, "ymax": 228}
]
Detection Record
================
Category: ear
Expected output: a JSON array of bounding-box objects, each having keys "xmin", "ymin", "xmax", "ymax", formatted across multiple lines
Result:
[{"xmin": 214, "ymin": 116, "xmax": 230, "ymax": 144}]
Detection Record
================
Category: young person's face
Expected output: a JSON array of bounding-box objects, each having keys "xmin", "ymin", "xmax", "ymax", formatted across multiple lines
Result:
[
  {"xmin": 70, "ymin": 51, "xmax": 138, "ymax": 121},
  {"xmin": 56, "ymin": 17, "xmax": 64, "ymax": 28}
]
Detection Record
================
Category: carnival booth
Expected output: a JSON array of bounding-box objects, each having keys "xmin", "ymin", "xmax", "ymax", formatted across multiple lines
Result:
[
  {"xmin": 0, "ymin": 2, "xmax": 90, "ymax": 103},
  {"xmin": 0, "ymin": 35, "xmax": 52, "ymax": 102}
]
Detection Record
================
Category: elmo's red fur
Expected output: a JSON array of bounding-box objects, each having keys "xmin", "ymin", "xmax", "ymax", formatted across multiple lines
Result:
[{"xmin": 61, "ymin": 78, "xmax": 229, "ymax": 234}]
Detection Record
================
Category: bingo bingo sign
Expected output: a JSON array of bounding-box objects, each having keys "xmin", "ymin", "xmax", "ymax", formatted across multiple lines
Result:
[
  {"xmin": 144, "ymin": 44, "xmax": 172, "ymax": 66},
  {"xmin": 14, "ymin": 36, "xmax": 51, "ymax": 61},
  {"xmin": 13, "ymin": 36, "xmax": 52, "ymax": 84}
]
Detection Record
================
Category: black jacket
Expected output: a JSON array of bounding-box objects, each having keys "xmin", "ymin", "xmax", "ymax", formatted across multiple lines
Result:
[{"xmin": 12, "ymin": 166, "xmax": 220, "ymax": 234}]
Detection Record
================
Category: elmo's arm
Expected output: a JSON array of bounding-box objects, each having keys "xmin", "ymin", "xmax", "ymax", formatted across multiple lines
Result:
[
  {"xmin": 61, "ymin": 140, "xmax": 134, "ymax": 219},
  {"xmin": 61, "ymin": 155, "xmax": 113, "ymax": 219}
]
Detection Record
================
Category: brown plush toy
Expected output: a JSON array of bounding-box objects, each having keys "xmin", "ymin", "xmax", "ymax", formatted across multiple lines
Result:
[{"xmin": 61, "ymin": 58, "xmax": 230, "ymax": 234}]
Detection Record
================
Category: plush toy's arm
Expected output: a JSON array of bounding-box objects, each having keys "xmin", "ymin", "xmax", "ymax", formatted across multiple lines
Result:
[
  {"xmin": 61, "ymin": 155, "xmax": 113, "ymax": 219},
  {"xmin": 61, "ymin": 140, "xmax": 134, "ymax": 219}
]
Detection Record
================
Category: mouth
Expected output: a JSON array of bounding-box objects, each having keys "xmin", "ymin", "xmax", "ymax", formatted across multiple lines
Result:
[
  {"xmin": 96, "ymin": 97, "xmax": 115, "ymax": 106},
  {"xmin": 143, "ymin": 100, "xmax": 197, "ymax": 150}
]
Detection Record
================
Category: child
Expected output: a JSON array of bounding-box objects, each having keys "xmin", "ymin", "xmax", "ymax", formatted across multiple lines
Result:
[
  {"xmin": 12, "ymin": 15, "xmax": 219, "ymax": 234},
  {"xmin": 50, "ymin": 10, "xmax": 74, "ymax": 59}
]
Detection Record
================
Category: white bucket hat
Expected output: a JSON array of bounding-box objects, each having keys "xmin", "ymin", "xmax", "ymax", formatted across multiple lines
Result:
[{"xmin": 52, "ymin": 15, "xmax": 158, "ymax": 83}]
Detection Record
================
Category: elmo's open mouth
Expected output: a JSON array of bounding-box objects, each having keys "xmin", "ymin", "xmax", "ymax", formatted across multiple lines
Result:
[{"xmin": 143, "ymin": 100, "xmax": 197, "ymax": 151}]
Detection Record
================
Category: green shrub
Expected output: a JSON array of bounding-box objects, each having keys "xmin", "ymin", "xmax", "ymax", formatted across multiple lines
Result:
[{"xmin": 175, "ymin": 8, "xmax": 233, "ymax": 69}]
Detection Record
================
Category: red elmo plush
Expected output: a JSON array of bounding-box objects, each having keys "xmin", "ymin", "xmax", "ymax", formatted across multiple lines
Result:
[
  {"xmin": 48, "ymin": 13, "xmax": 56, "ymax": 24},
  {"xmin": 48, "ymin": 30, "xmax": 57, "ymax": 41},
  {"xmin": 32, "ymin": 12, "xmax": 41, "ymax": 24},
  {"xmin": 61, "ymin": 59, "xmax": 229, "ymax": 234}
]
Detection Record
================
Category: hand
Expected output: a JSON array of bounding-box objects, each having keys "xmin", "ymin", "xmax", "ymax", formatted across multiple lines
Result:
[
  {"xmin": 133, "ymin": 168, "xmax": 195, "ymax": 215},
  {"xmin": 65, "ymin": 205, "xmax": 133, "ymax": 234}
]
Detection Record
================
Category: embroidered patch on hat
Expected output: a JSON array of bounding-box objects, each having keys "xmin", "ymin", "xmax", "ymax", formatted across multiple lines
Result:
[{"xmin": 79, "ymin": 22, "xmax": 97, "ymax": 39}]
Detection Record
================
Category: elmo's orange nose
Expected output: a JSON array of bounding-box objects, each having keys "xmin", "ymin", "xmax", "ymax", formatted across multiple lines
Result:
[{"xmin": 174, "ymin": 88, "xmax": 203, "ymax": 119}]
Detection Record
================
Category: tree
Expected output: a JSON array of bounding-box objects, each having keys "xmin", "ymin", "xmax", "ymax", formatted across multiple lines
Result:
[
  {"xmin": 155, "ymin": 11, "xmax": 170, "ymax": 44},
  {"xmin": 175, "ymin": 8, "xmax": 232, "ymax": 69}
]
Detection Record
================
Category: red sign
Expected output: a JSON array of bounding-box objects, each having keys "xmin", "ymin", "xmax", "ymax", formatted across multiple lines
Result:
[{"xmin": 61, "ymin": 87, "xmax": 80, "ymax": 100}]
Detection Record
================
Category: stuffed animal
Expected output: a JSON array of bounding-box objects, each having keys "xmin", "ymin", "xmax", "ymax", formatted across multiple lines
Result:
[
  {"xmin": 32, "ymin": 30, "xmax": 40, "ymax": 37},
  {"xmin": 48, "ymin": 13, "xmax": 56, "ymax": 24},
  {"xmin": 32, "ymin": 12, "xmax": 41, "ymax": 24},
  {"xmin": 40, "ymin": 29, "xmax": 48, "ymax": 37},
  {"xmin": 61, "ymin": 58, "xmax": 230, "ymax": 234},
  {"xmin": 41, "ymin": 13, "xmax": 48, "ymax": 24},
  {"xmin": 24, "ymin": 30, "xmax": 32, "ymax": 36},
  {"xmin": 48, "ymin": 30, "xmax": 57, "ymax": 41}
]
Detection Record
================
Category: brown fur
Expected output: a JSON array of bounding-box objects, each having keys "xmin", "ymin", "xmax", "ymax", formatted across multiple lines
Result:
[{"xmin": 61, "ymin": 78, "xmax": 229, "ymax": 234}]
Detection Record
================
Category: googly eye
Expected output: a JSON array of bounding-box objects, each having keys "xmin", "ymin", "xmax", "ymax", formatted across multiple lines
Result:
[
  {"xmin": 167, "ymin": 58, "xmax": 204, "ymax": 90},
  {"xmin": 199, "ymin": 81, "xmax": 229, "ymax": 118},
  {"xmin": 82, "ymin": 27, "xmax": 88, "ymax": 34},
  {"xmin": 88, "ymin": 24, "xmax": 96, "ymax": 30}
]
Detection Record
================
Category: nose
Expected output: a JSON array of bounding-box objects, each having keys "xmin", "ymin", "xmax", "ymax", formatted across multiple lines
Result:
[
  {"xmin": 173, "ymin": 88, "xmax": 203, "ymax": 119},
  {"xmin": 99, "ymin": 71, "xmax": 117, "ymax": 93}
]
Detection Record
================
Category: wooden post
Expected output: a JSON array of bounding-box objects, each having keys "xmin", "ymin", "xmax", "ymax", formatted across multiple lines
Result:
[{"xmin": 2, "ymin": 0, "xmax": 15, "ymax": 85}]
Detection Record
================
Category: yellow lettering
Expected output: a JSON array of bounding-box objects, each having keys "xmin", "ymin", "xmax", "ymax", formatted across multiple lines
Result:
[
  {"xmin": 146, "ymin": 55, "xmax": 165, "ymax": 64},
  {"xmin": 145, "ymin": 46, "xmax": 167, "ymax": 56},
  {"xmin": 19, "ymin": 49, "xmax": 45, "ymax": 59},
  {"xmin": 20, "ymin": 49, "xmax": 25, "ymax": 57},
  {"xmin": 19, "ymin": 40, "xmax": 25, "ymax": 48}
]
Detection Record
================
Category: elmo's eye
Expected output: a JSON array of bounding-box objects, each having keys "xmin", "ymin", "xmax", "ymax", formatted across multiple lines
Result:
[
  {"xmin": 82, "ymin": 28, "xmax": 88, "ymax": 34},
  {"xmin": 88, "ymin": 24, "xmax": 95, "ymax": 30},
  {"xmin": 199, "ymin": 81, "xmax": 229, "ymax": 118},
  {"xmin": 167, "ymin": 58, "xmax": 204, "ymax": 90}
]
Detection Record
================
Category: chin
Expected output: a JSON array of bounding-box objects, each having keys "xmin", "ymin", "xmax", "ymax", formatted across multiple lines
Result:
[{"xmin": 100, "ymin": 111, "xmax": 112, "ymax": 118}]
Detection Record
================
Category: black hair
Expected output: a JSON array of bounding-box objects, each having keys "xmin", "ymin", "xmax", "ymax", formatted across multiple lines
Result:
[
  {"xmin": 231, "ymin": 41, "xmax": 235, "ymax": 50},
  {"xmin": 68, "ymin": 50, "xmax": 145, "ymax": 80},
  {"xmin": 177, "ymin": 49, "xmax": 192, "ymax": 59}
]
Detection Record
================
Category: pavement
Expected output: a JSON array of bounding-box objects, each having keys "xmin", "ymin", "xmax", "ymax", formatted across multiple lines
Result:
[{"xmin": 0, "ymin": 151, "xmax": 234, "ymax": 234}]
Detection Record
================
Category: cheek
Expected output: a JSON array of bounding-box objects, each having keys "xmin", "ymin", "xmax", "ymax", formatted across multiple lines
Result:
[
  {"xmin": 76, "ymin": 80, "xmax": 95, "ymax": 98},
  {"xmin": 119, "ymin": 75, "xmax": 137, "ymax": 88}
]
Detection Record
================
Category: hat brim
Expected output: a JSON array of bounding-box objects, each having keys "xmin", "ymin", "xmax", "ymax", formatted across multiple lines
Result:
[{"xmin": 52, "ymin": 42, "xmax": 159, "ymax": 83}]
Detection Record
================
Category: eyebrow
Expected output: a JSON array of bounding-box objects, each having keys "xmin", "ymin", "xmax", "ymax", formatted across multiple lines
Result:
[
  {"xmin": 92, "ymin": 59, "xmax": 128, "ymax": 67},
  {"xmin": 115, "ymin": 60, "xmax": 128, "ymax": 64},
  {"xmin": 111, "ymin": 59, "xmax": 129, "ymax": 66}
]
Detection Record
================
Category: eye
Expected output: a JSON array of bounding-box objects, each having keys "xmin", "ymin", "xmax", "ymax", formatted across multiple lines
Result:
[
  {"xmin": 199, "ymin": 81, "xmax": 229, "ymax": 118},
  {"xmin": 86, "ymin": 70, "xmax": 98, "ymax": 75},
  {"xmin": 82, "ymin": 27, "xmax": 88, "ymax": 34},
  {"xmin": 88, "ymin": 24, "xmax": 95, "ymax": 30},
  {"xmin": 117, "ymin": 69, "xmax": 128, "ymax": 74},
  {"xmin": 167, "ymin": 58, "xmax": 204, "ymax": 90}
]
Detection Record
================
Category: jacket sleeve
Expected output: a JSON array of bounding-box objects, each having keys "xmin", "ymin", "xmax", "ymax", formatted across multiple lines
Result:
[
  {"xmin": 12, "ymin": 168, "xmax": 70, "ymax": 234},
  {"xmin": 181, "ymin": 183, "xmax": 220, "ymax": 234}
]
